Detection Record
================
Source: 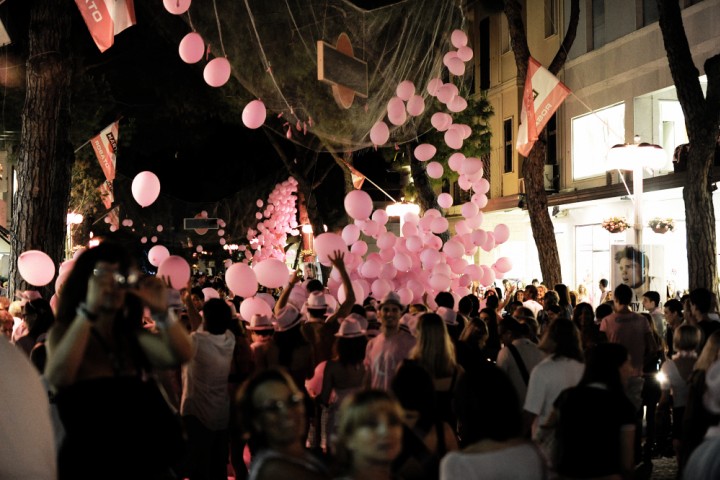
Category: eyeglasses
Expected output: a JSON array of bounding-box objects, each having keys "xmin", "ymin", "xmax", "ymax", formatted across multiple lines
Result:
[
  {"xmin": 257, "ymin": 393, "xmax": 304, "ymax": 414},
  {"xmin": 93, "ymin": 268, "xmax": 139, "ymax": 287}
]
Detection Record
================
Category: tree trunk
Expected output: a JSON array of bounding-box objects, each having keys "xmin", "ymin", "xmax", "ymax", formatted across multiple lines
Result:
[
  {"xmin": 9, "ymin": 0, "xmax": 73, "ymax": 299},
  {"xmin": 525, "ymin": 142, "xmax": 562, "ymax": 287},
  {"xmin": 657, "ymin": 0, "xmax": 720, "ymax": 295}
]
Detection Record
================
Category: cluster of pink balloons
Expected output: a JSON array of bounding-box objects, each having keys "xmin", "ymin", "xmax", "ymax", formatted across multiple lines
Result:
[{"xmin": 245, "ymin": 177, "xmax": 299, "ymax": 264}]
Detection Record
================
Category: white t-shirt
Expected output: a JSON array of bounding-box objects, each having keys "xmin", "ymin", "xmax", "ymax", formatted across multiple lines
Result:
[
  {"xmin": 496, "ymin": 339, "xmax": 546, "ymax": 403},
  {"xmin": 440, "ymin": 442, "xmax": 545, "ymax": 480}
]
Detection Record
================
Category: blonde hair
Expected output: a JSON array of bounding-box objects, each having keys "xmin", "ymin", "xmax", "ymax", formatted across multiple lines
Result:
[
  {"xmin": 8, "ymin": 300, "xmax": 22, "ymax": 317},
  {"xmin": 410, "ymin": 312, "xmax": 456, "ymax": 378},
  {"xmin": 674, "ymin": 324, "xmax": 701, "ymax": 352}
]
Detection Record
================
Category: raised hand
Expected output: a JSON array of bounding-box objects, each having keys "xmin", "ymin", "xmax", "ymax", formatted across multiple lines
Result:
[{"xmin": 328, "ymin": 250, "xmax": 346, "ymax": 270}]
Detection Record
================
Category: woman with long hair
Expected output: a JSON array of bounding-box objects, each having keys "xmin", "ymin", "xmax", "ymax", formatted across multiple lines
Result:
[
  {"xmin": 456, "ymin": 314, "xmax": 492, "ymax": 373},
  {"xmin": 553, "ymin": 284, "xmax": 574, "ymax": 319},
  {"xmin": 15, "ymin": 298, "xmax": 54, "ymax": 371},
  {"xmin": 409, "ymin": 312, "xmax": 463, "ymax": 428}
]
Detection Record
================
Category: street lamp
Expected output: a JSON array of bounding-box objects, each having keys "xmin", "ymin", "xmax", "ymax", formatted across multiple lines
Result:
[{"xmin": 606, "ymin": 140, "xmax": 665, "ymax": 246}]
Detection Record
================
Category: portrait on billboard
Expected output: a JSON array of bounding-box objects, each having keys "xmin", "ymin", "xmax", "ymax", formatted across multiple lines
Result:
[{"xmin": 610, "ymin": 245, "xmax": 665, "ymax": 311}]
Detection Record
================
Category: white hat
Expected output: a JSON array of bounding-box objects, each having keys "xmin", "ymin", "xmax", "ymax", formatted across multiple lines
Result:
[
  {"xmin": 335, "ymin": 318, "xmax": 366, "ymax": 338},
  {"xmin": 436, "ymin": 306, "xmax": 458, "ymax": 326},
  {"xmin": 379, "ymin": 291, "xmax": 404, "ymax": 310},
  {"xmin": 704, "ymin": 360, "xmax": 720, "ymax": 414},
  {"xmin": 248, "ymin": 314, "xmax": 274, "ymax": 331},
  {"xmin": 343, "ymin": 312, "xmax": 368, "ymax": 331},
  {"xmin": 306, "ymin": 291, "xmax": 328, "ymax": 309},
  {"xmin": 273, "ymin": 304, "xmax": 302, "ymax": 332}
]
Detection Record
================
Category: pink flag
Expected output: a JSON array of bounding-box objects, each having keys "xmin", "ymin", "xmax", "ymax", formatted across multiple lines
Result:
[
  {"xmin": 75, "ymin": 0, "xmax": 136, "ymax": 52},
  {"xmin": 98, "ymin": 181, "xmax": 114, "ymax": 210},
  {"xmin": 516, "ymin": 57, "xmax": 570, "ymax": 157},
  {"xmin": 90, "ymin": 121, "xmax": 119, "ymax": 182}
]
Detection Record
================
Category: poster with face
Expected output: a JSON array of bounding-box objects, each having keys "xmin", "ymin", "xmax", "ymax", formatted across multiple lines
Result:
[{"xmin": 610, "ymin": 245, "xmax": 665, "ymax": 312}]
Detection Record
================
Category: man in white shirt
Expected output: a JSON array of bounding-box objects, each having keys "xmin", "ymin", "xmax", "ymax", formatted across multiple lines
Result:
[{"xmin": 522, "ymin": 285, "xmax": 543, "ymax": 319}]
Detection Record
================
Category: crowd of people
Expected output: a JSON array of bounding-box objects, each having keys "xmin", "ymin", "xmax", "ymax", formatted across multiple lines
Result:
[{"xmin": 3, "ymin": 240, "xmax": 720, "ymax": 479}]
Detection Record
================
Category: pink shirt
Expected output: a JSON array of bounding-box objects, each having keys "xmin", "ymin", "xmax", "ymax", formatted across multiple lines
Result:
[{"xmin": 600, "ymin": 310, "xmax": 650, "ymax": 376}]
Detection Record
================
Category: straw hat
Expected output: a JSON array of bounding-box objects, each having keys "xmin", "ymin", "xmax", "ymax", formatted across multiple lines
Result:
[
  {"xmin": 335, "ymin": 318, "xmax": 366, "ymax": 338},
  {"xmin": 343, "ymin": 312, "xmax": 369, "ymax": 331},
  {"xmin": 378, "ymin": 291, "xmax": 404, "ymax": 310},
  {"xmin": 273, "ymin": 304, "xmax": 302, "ymax": 332},
  {"xmin": 247, "ymin": 314, "xmax": 274, "ymax": 331},
  {"xmin": 306, "ymin": 291, "xmax": 329, "ymax": 309}
]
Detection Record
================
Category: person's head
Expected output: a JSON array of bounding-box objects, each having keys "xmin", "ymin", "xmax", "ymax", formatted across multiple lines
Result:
[
  {"xmin": 642, "ymin": 291, "xmax": 661, "ymax": 311},
  {"xmin": 459, "ymin": 316, "xmax": 489, "ymax": 348},
  {"xmin": 689, "ymin": 287, "xmax": 714, "ymax": 316},
  {"xmin": 539, "ymin": 317, "xmax": 583, "ymax": 361},
  {"xmin": 595, "ymin": 302, "xmax": 614, "ymax": 322},
  {"xmin": 334, "ymin": 331, "xmax": 368, "ymax": 366},
  {"xmin": 537, "ymin": 285, "xmax": 547, "ymax": 300},
  {"xmin": 202, "ymin": 298, "xmax": 231, "ymax": 335},
  {"xmin": 599, "ymin": 278, "xmax": 609, "ymax": 290},
  {"xmin": 498, "ymin": 316, "xmax": 525, "ymax": 345},
  {"xmin": 56, "ymin": 241, "xmax": 138, "ymax": 326},
  {"xmin": 378, "ymin": 292, "xmax": 404, "ymax": 333},
  {"xmin": 458, "ymin": 295, "xmax": 474, "ymax": 316},
  {"xmin": 434, "ymin": 291, "xmax": 454, "ymax": 309},
  {"xmin": 553, "ymin": 284, "xmax": 571, "ymax": 306},
  {"xmin": 408, "ymin": 303, "xmax": 428, "ymax": 315},
  {"xmin": 190, "ymin": 286, "xmax": 205, "ymax": 312},
  {"xmin": 305, "ymin": 291, "xmax": 329, "ymax": 320},
  {"xmin": 673, "ymin": 324, "xmax": 701, "ymax": 353},
  {"xmin": 696, "ymin": 330, "xmax": 720, "ymax": 372},
  {"xmin": 613, "ymin": 283, "xmax": 633, "ymax": 307},
  {"xmin": 505, "ymin": 300, "xmax": 522, "ymax": 316},
  {"xmin": 614, "ymin": 246, "xmax": 648, "ymax": 289},
  {"xmin": 542, "ymin": 290, "xmax": 560, "ymax": 307},
  {"xmin": 454, "ymin": 364, "xmax": 522, "ymax": 446},
  {"xmin": 524, "ymin": 285, "xmax": 538, "ymax": 301},
  {"xmin": 581, "ymin": 343, "xmax": 631, "ymax": 392},
  {"xmin": 572, "ymin": 302, "xmax": 595, "ymax": 329},
  {"xmin": 305, "ymin": 279, "xmax": 324, "ymax": 293},
  {"xmin": 545, "ymin": 304, "xmax": 563, "ymax": 323},
  {"xmin": 577, "ymin": 284, "xmax": 587, "ymax": 296},
  {"xmin": 664, "ymin": 298, "xmax": 684, "ymax": 327},
  {"xmin": 8, "ymin": 300, "xmax": 22, "ymax": 318},
  {"xmin": 569, "ymin": 290, "xmax": 578, "ymax": 308},
  {"xmin": 411, "ymin": 312, "xmax": 456, "ymax": 377},
  {"xmin": 391, "ymin": 359, "xmax": 437, "ymax": 429},
  {"xmin": 0, "ymin": 310, "xmax": 13, "ymax": 338},
  {"xmin": 22, "ymin": 298, "xmax": 55, "ymax": 338},
  {"xmin": 485, "ymin": 293, "xmax": 499, "ymax": 311},
  {"xmin": 234, "ymin": 368, "xmax": 306, "ymax": 450},
  {"xmin": 336, "ymin": 390, "xmax": 404, "ymax": 471},
  {"xmin": 512, "ymin": 305, "xmax": 535, "ymax": 322}
]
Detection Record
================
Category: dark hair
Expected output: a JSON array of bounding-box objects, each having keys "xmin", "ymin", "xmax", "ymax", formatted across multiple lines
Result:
[
  {"xmin": 24, "ymin": 298, "xmax": 55, "ymax": 339},
  {"xmin": 274, "ymin": 323, "xmax": 309, "ymax": 367},
  {"xmin": 350, "ymin": 304, "xmax": 367, "ymax": 317},
  {"xmin": 512, "ymin": 306, "xmax": 535, "ymax": 321},
  {"xmin": 613, "ymin": 284, "xmax": 633, "ymax": 305},
  {"xmin": 571, "ymin": 302, "xmax": 595, "ymax": 330},
  {"xmin": 202, "ymin": 298, "xmax": 231, "ymax": 335},
  {"xmin": 643, "ymin": 291, "xmax": 660, "ymax": 306},
  {"xmin": 664, "ymin": 298, "xmax": 683, "ymax": 315},
  {"xmin": 599, "ymin": 278, "xmax": 609, "ymax": 288},
  {"xmin": 554, "ymin": 284, "xmax": 571, "ymax": 307},
  {"xmin": 454, "ymin": 364, "xmax": 522, "ymax": 445},
  {"xmin": 335, "ymin": 335, "xmax": 367, "ymax": 366},
  {"xmin": 614, "ymin": 246, "xmax": 648, "ymax": 271},
  {"xmin": 306, "ymin": 279, "xmax": 324, "ymax": 293},
  {"xmin": 485, "ymin": 294, "xmax": 499, "ymax": 311},
  {"xmin": 690, "ymin": 287, "xmax": 714, "ymax": 314},
  {"xmin": 190, "ymin": 286, "xmax": 205, "ymax": 301},
  {"xmin": 539, "ymin": 318, "xmax": 583, "ymax": 361},
  {"xmin": 458, "ymin": 295, "xmax": 474, "ymax": 316},
  {"xmin": 524, "ymin": 285, "xmax": 538, "ymax": 300},
  {"xmin": 499, "ymin": 316, "xmax": 524, "ymax": 338},
  {"xmin": 391, "ymin": 360, "xmax": 437, "ymax": 433},
  {"xmin": 543, "ymin": 290, "xmax": 559, "ymax": 306},
  {"xmin": 546, "ymin": 304, "xmax": 563, "ymax": 316},
  {"xmin": 435, "ymin": 291, "xmax": 454, "ymax": 309},
  {"xmin": 595, "ymin": 302, "xmax": 614, "ymax": 321},
  {"xmin": 580, "ymin": 343, "xmax": 628, "ymax": 393}
]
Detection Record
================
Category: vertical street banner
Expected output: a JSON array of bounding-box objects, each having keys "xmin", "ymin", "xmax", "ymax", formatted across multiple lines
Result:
[
  {"xmin": 75, "ymin": 0, "xmax": 136, "ymax": 52},
  {"xmin": 90, "ymin": 121, "xmax": 119, "ymax": 183},
  {"xmin": 516, "ymin": 57, "xmax": 571, "ymax": 157}
]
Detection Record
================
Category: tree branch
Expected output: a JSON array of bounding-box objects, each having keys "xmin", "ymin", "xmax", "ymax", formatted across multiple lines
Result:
[{"xmin": 549, "ymin": 0, "xmax": 580, "ymax": 75}]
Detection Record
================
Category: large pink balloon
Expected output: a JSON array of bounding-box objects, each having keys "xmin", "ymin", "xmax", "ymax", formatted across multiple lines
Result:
[
  {"xmin": 457, "ymin": 45, "xmax": 474, "ymax": 62},
  {"xmin": 242, "ymin": 100, "xmax": 266, "ymax": 129},
  {"xmin": 370, "ymin": 121, "xmax": 390, "ymax": 145},
  {"xmin": 406, "ymin": 95, "xmax": 425, "ymax": 116},
  {"xmin": 426, "ymin": 162, "xmax": 443, "ymax": 179},
  {"xmin": 179, "ymin": 32, "xmax": 204, "ymax": 64},
  {"xmin": 131, "ymin": 171, "xmax": 161, "ymax": 207},
  {"xmin": 225, "ymin": 263, "xmax": 258, "ymax": 298},
  {"xmin": 448, "ymin": 95, "xmax": 468, "ymax": 113},
  {"xmin": 240, "ymin": 295, "xmax": 272, "ymax": 321},
  {"xmin": 164, "ymin": 0, "xmax": 191, "ymax": 14},
  {"xmin": 253, "ymin": 258, "xmax": 289, "ymax": 289},
  {"xmin": 494, "ymin": 224, "xmax": 510, "ymax": 244},
  {"xmin": 344, "ymin": 190, "xmax": 373, "ymax": 220},
  {"xmin": 437, "ymin": 193, "xmax": 453, "ymax": 209},
  {"xmin": 341, "ymin": 224, "xmax": 361, "ymax": 245},
  {"xmin": 393, "ymin": 252, "xmax": 412, "ymax": 272},
  {"xmin": 203, "ymin": 57, "xmax": 231, "ymax": 87},
  {"xmin": 426, "ymin": 78, "xmax": 443, "ymax": 96},
  {"xmin": 431, "ymin": 112, "xmax": 453, "ymax": 132},
  {"xmin": 157, "ymin": 255, "xmax": 191, "ymax": 289},
  {"xmin": 387, "ymin": 97, "xmax": 407, "ymax": 126},
  {"xmin": 18, "ymin": 250, "xmax": 55, "ymax": 287},
  {"xmin": 148, "ymin": 245, "xmax": 170, "ymax": 267},
  {"xmin": 396, "ymin": 80, "xmax": 415, "ymax": 100},
  {"xmin": 444, "ymin": 129, "xmax": 463, "ymax": 149},
  {"xmin": 414, "ymin": 144, "xmax": 437, "ymax": 162},
  {"xmin": 451, "ymin": 29, "xmax": 468, "ymax": 48},
  {"xmin": 314, "ymin": 233, "xmax": 348, "ymax": 266},
  {"xmin": 494, "ymin": 257, "xmax": 513, "ymax": 274},
  {"xmin": 446, "ymin": 57, "xmax": 465, "ymax": 76}
]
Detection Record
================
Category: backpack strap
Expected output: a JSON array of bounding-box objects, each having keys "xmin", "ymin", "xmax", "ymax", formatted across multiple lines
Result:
[{"xmin": 507, "ymin": 343, "xmax": 530, "ymax": 385}]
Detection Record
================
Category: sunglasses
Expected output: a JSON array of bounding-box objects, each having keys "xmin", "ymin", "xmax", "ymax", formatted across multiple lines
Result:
[
  {"xmin": 93, "ymin": 268, "xmax": 139, "ymax": 287},
  {"xmin": 257, "ymin": 393, "xmax": 304, "ymax": 414}
]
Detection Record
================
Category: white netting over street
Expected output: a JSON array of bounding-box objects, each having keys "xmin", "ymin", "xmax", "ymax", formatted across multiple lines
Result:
[{"xmin": 173, "ymin": 0, "xmax": 468, "ymax": 152}]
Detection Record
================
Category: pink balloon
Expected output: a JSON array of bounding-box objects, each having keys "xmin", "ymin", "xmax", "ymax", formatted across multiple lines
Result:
[
  {"xmin": 426, "ymin": 161, "xmax": 443, "ymax": 179},
  {"xmin": 448, "ymin": 95, "xmax": 468, "ymax": 112},
  {"xmin": 379, "ymin": 263, "xmax": 397, "ymax": 280},
  {"xmin": 157, "ymin": 255, "xmax": 191, "ymax": 289},
  {"xmin": 431, "ymin": 112, "xmax": 453, "ymax": 132},
  {"xmin": 426, "ymin": 78, "xmax": 443, "ymax": 96},
  {"xmin": 58, "ymin": 259, "xmax": 75, "ymax": 276},
  {"xmin": 472, "ymin": 193, "xmax": 489, "ymax": 209},
  {"xmin": 148, "ymin": 245, "xmax": 170, "ymax": 267},
  {"xmin": 202, "ymin": 287, "xmax": 220, "ymax": 300},
  {"xmin": 370, "ymin": 121, "xmax": 390, "ymax": 145},
  {"xmin": 315, "ymin": 233, "xmax": 348, "ymax": 266},
  {"xmin": 451, "ymin": 29, "xmax": 468, "ymax": 48},
  {"xmin": 462, "ymin": 157, "xmax": 483, "ymax": 176},
  {"xmin": 131, "ymin": 171, "xmax": 161, "ymax": 207},
  {"xmin": 203, "ymin": 57, "xmax": 231, "ymax": 87},
  {"xmin": 164, "ymin": 0, "xmax": 191, "ymax": 14},
  {"xmin": 242, "ymin": 100, "xmax": 266, "ymax": 129},
  {"xmin": 494, "ymin": 224, "xmax": 510, "ymax": 244},
  {"xmin": 376, "ymin": 231, "xmax": 397, "ymax": 250},
  {"xmin": 338, "ymin": 280, "xmax": 365, "ymax": 305},
  {"xmin": 256, "ymin": 292, "xmax": 276, "ymax": 310},
  {"xmin": 341, "ymin": 224, "xmax": 361, "ymax": 245},
  {"xmin": 240, "ymin": 296, "xmax": 272, "ymax": 321},
  {"xmin": 414, "ymin": 143, "xmax": 437, "ymax": 162},
  {"xmin": 430, "ymin": 216, "xmax": 449, "ymax": 234},
  {"xmin": 446, "ymin": 57, "xmax": 465, "ymax": 76},
  {"xmin": 444, "ymin": 129, "xmax": 463, "ymax": 149},
  {"xmin": 396, "ymin": 80, "xmax": 415, "ymax": 101},
  {"xmin": 398, "ymin": 287, "xmax": 413, "ymax": 306},
  {"xmin": 461, "ymin": 202, "xmax": 479, "ymax": 219},
  {"xmin": 495, "ymin": 257, "xmax": 513, "ymax": 274},
  {"xmin": 393, "ymin": 252, "xmax": 412, "ymax": 272},
  {"xmin": 371, "ymin": 278, "xmax": 393, "ymax": 299},
  {"xmin": 457, "ymin": 45, "xmax": 474, "ymax": 62},
  {"xmin": 225, "ymin": 263, "xmax": 258, "ymax": 298},
  {"xmin": 429, "ymin": 274, "xmax": 451, "ymax": 291},
  {"xmin": 371, "ymin": 209, "xmax": 389, "ymax": 225},
  {"xmin": 18, "ymin": 250, "xmax": 55, "ymax": 287},
  {"xmin": 443, "ymin": 240, "xmax": 464, "ymax": 259},
  {"xmin": 360, "ymin": 259, "xmax": 382, "ymax": 279},
  {"xmin": 437, "ymin": 193, "xmax": 453, "ymax": 209},
  {"xmin": 387, "ymin": 97, "xmax": 407, "ymax": 126},
  {"xmin": 179, "ymin": 32, "xmax": 204, "ymax": 64},
  {"xmin": 447, "ymin": 152, "xmax": 465, "ymax": 172},
  {"xmin": 344, "ymin": 189, "xmax": 373, "ymax": 220},
  {"xmin": 406, "ymin": 95, "xmax": 425, "ymax": 116},
  {"xmin": 436, "ymin": 83, "xmax": 458, "ymax": 104},
  {"xmin": 481, "ymin": 266, "xmax": 496, "ymax": 287},
  {"xmin": 253, "ymin": 258, "xmax": 289, "ymax": 289},
  {"xmin": 350, "ymin": 240, "xmax": 368, "ymax": 256}
]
